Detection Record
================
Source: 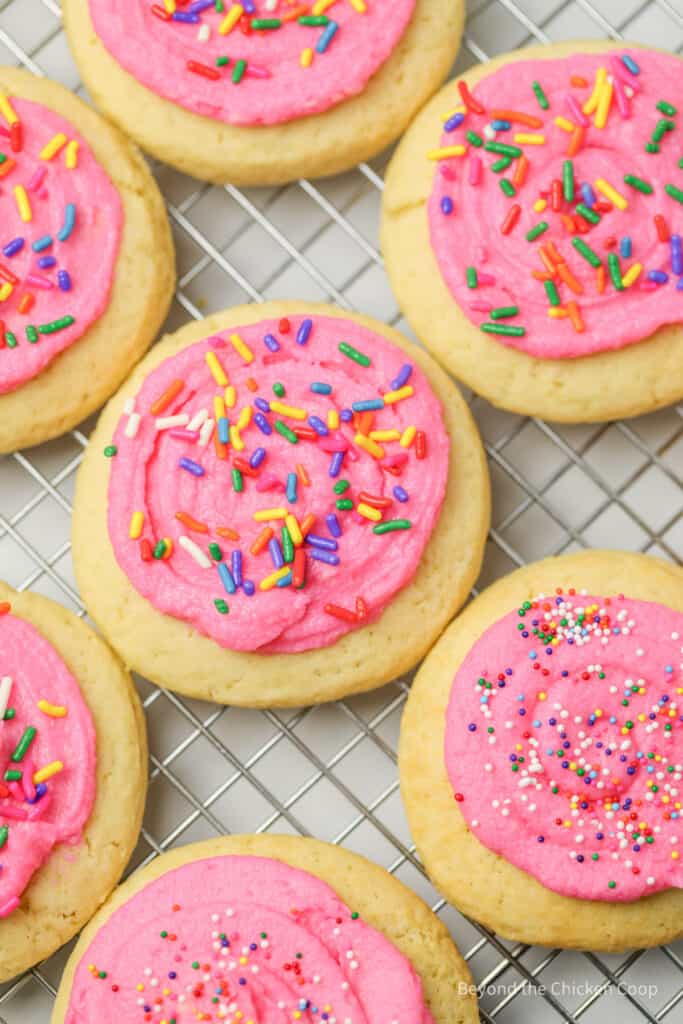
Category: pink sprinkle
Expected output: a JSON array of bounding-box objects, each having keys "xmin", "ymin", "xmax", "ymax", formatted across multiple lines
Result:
[
  {"xmin": 612, "ymin": 76, "xmax": 631, "ymax": 119},
  {"xmin": 468, "ymin": 155, "xmax": 482, "ymax": 186},
  {"xmin": 565, "ymin": 94, "xmax": 589, "ymax": 128},
  {"xmin": 21, "ymin": 759, "xmax": 35, "ymax": 802},
  {"xmin": 639, "ymin": 281, "xmax": 658, "ymax": 292},
  {"xmin": 478, "ymin": 272, "xmax": 497, "ymax": 286},
  {"xmin": 246, "ymin": 64, "xmax": 271, "ymax": 79},
  {"xmin": 0, "ymin": 125, "xmax": 8, "ymax": 138},
  {"xmin": 208, "ymin": 335, "xmax": 226, "ymax": 348},
  {"xmin": 475, "ymin": 246, "xmax": 489, "ymax": 264},
  {"xmin": 28, "ymin": 794, "xmax": 50, "ymax": 820},
  {"xmin": 255, "ymin": 474, "xmax": 284, "ymax": 492},
  {"xmin": 468, "ymin": 300, "xmax": 491, "ymax": 312},
  {"xmin": 0, "ymin": 897, "xmax": 19, "ymax": 918},
  {"xmin": 8, "ymin": 782, "xmax": 22, "ymax": 801},
  {"xmin": 319, "ymin": 438, "xmax": 349, "ymax": 452},
  {"xmin": 25, "ymin": 273, "xmax": 53, "ymax": 290},
  {"xmin": 609, "ymin": 56, "xmax": 641, "ymax": 90},
  {"xmin": 27, "ymin": 166, "xmax": 47, "ymax": 192},
  {"xmin": 169, "ymin": 429, "xmax": 199, "ymax": 441},
  {"xmin": 382, "ymin": 452, "xmax": 409, "ymax": 470},
  {"xmin": 439, "ymin": 164, "xmax": 456, "ymax": 181},
  {"xmin": 0, "ymin": 803, "xmax": 28, "ymax": 820}
]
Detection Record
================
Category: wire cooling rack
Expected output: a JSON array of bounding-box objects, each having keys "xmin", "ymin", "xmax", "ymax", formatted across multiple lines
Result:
[{"xmin": 0, "ymin": 0, "xmax": 682, "ymax": 1020}]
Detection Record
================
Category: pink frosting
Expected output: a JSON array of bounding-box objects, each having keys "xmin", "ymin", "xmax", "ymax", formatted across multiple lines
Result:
[
  {"xmin": 88, "ymin": 0, "xmax": 416, "ymax": 126},
  {"xmin": 428, "ymin": 50, "xmax": 683, "ymax": 359},
  {"xmin": 0, "ymin": 97, "xmax": 122, "ymax": 394},
  {"xmin": 64, "ymin": 853, "xmax": 434, "ymax": 1023},
  {"xmin": 0, "ymin": 606, "xmax": 96, "ymax": 916},
  {"xmin": 106, "ymin": 315, "xmax": 449, "ymax": 653},
  {"xmin": 444, "ymin": 589, "xmax": 683, "ymax": 902}
]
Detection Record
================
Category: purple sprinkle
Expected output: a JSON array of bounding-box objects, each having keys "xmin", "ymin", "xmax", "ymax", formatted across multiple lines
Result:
[
  {"xmin": 231, "ymin": 550, "xmax": 243, "ymax": 588},
  {"xmin": 444, "ymin": 112, "xmax": 465, "ymax": 133},
  {"xmin": 172, "ymin": 10, "xmax": 199, "ymax": 21},
  {"xmin": 581, "ymin": 183, "xmax": 596, "ymax": 208},
  {"xmin": 57, "ymin": 270, "xmax": 71, "ymax": 292},
  {"xmin": 254, "ymin": 412, "xmax": 272, "ymax": 436},
  {"xmin": 326, "ymin": 513, "xmax": 341, "ymax": 538},
  {"xmin": 390, "ymin": 363, "xmax": 413, "ymax": 391},
  {"xmin": 677, "ymin": 277, "xmax": 683, "ymax": 290},
  {"xmin": 37, "ymin": 255, "xmax": 56, "ymax": 269},
  {"xmin": 243, "ymin": 0, "xmax": 255, "ymax": 10},
  {"xmin": 178, "ymin": 457, "xmax": 205, "ymax": 477},
  {"xmin": 648, "ymin": 269, "xmax": 669, "ymax": 284},
  {"xmin": 243, "ymin": 580, "xmax": 255, "ymax": 596},
  {"xmin": 187, "ymin": 0, "xmax": 214, "ymax": 11},
  {"xmin": 340, "ymin": 409, "xmax": 353, "ymax": 422},
  {"xmin": 263, "ymin": 333, "xmax": 280, "ymax": 352},
  {"xmin": 250, "ymin": 447, "xmax": 266, "ymax": 468},
  {"xmin": 27, "ymin": 783, "xmax": 47, "ymax": 805},
  {"xmin": 441, "ymin": 196, "xmax": 454, "ymax": 216},
  {"xmin": 310, "ymin": 549, "xmax": 340, "ymax": 566},
  {"xmin": 254, "ymin": 397, "xmax": 270, "ymax": 413},
  {"xmin": 296, "ymin": 318, "xmax": 312, "ymax": 345},
  {"xmin": 305, "ymin": 534, "xmax": 338, "ymax": 552},
  {"xmin": 268, "ymin": 537, "xmax": 284, "ymax": 569},
  {"xmin": 671, "ymin": 235, "xmax": 682, "ymax": 276},
  {"xmin": 329, "ymin": 451, "xmax": 344, "ymax": 477},
  {"xmin": 2, "ymin": 237, "xmax": 23, "ymax": 257},
  {"xmin": 393, "ymin": 485, "xmax": 409, "ymax": 502},
  {"xmin": 307, "ymin": 415, "xmax": 328, "ymax": 436}
]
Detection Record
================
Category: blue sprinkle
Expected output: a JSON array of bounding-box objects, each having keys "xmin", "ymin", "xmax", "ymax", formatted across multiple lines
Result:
[
  {"xmin": 231, "ymin": 550, "xmax": 243, "ymax": 587},
  {"xmin": 352, "ymin": 398, "xmax": 384, "ymax": 412},
  {"xmin": 620, "ymin": 237, "xmax": 632, "ymax": 259},
  {"xmin": 305, "ymin": 534, "xmax": 338, "ymax": 552},
  {"xmin": 276, "ymin": 571, "xmax": 293, "ymax": 588},
  {"xmin": 393, "ymin": 485, "xmax": 409, "ymax": 502},
  {"xmin": 37, "ymin": 255, "xmax": 56, "ymax": 269},
  {"xmin": 326, "ymin": 513, "xmax": 341, "ymax": 538},
  {"xmin": 443, "ymin": 112, "xmax": 465, "ymax": 133},
  {"xmin": 57, "ymin": 270, "xmax": 71, "ymax": 292},
  {"xmin": 340, "ymin": 408, "xmax": 353, "ymax": 422},
  {"xmin": 329, "ymin": 450, "xmax": 344, "ymax": 477},
  {"xmin": 2, "ymin": 237, "xmax": 23, "ymax": 257},
  {"xmin": 31, "ymin": 235, "xmax": 52, "ymax": 252},
  {"xmin": 243, "ymin": 580, "xmax": 255, "ymax": 596},
  {"xmin": 179, "ymin": 457, "xmax": 205, "ymax": 477},
  {"xmin": 187, "ymin": 0, "xmax": 214, "ymax": 11},
  {"xmin": 172, "ymin": 10, "xmax": 199, "ymax": 21},
  {"xmin": 308, "ymin": 415, "xmax": 328, "ymax": 436},
  {"xmin": 648, "ymin": 269, "xmax": 669, "ymax": 284},
  {"xmin": 316, "ymin": 19, "xmax": 338, "ymax": 54},
  {"xmin": 218, "ymin": 562, "xmax": 237, "ymax": 595},
  {"xmin": 249, "ymin": 447, "xmax": 266, "ymax": 468},
  {"xmin": 296, "ymin": 318, "xmax": 312, "ymax": 345},
  {"xmin": 621, "ymin": 54, "xmax": 640, "ymax": 75},
  {"xmin": 263, "ymin": 332, "xmax": 280, "ymax": 352},
  {"xmin": 218, "ymin": 416, "xmax": 230, "ymax": 444},
  {"xmin": 441, "ymin": 196, "xmax": 454, "ymax": 216},
  {"xmin": 286, "ymin": 471, "xmax": 298, "ymax": 503},
  {"xmin": 56, "ymin": 203, "xmax": 76, "ymax": 242},
  {"xmin": 491, "ymin": 119, "xmax": 511, "ymax": 131},
  {"xmin": 268, "ymin": 538, "xmax": 284, "ymax": 569},
  {"xmin": 310, "ymin": 549, "xmax": 340, "ymax": 566},
  {"xmin": 390, "ymin": 364, "xmax": 413, "ymax": 390},
  {"xmin": 581, "ymin": 183, "xmax": 596, "ymax": 208},
  {"xmin": 677, "ymin": 278, "xmax": 683, "ymax": 290},
  {"xmin": 310, "ymin": 382, "xmax": 332, "ymax": 395},
  {"xmin": 254, "ymin": 412, "xmax": 272, "ymax": 435}
]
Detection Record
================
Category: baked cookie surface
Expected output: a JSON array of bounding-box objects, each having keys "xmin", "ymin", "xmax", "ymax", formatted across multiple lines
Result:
[
  {"xmin": 52, "ymin": 834, "xmax": 479, "ymax": 1024},
  {"xmin": 382, "ymin": 42, "xmax": 683, "ymax": 422},
  {"xmin": 63, "ymin": 0, "xmax": 465, "ymax": 185},
  {"xmin": 0, "ymin": 68, "xmax": 174, "ymax": 453},
  {"xmin": 73, "ymin": 301, "xmax": 490, "ymax": 706},
  {"xmin": 399, "ymin": 550, "xmax": 683, "ymax": 950},
  {"xmin": 0, "ymin": 581, "xmax": 147, "ymax": 980}
]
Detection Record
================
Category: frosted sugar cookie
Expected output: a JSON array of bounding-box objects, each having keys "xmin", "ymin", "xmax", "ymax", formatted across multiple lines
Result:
[
  {"xmin": 0, "ymin": 68, "xmax": 174, "ymax": 453},
  {"xmin": 382, "ymin": 43, "xmax": 683, "ymax": 421},
  {"xmin": 400, "ymin": 551, "xmax": 683, "ymax": 950},
  {"xmin": 73, "ymin": 302, "xmax": 490, "ymax": 706},
  {"xmin": 52, "ymin": 834, "xmax": 479, "ymax": 1023},
  {"xmin": 63, "ymin": 0, "xmax": 465, "ymax": 184},
  {"xmin": 0, "ymin": 582, "xmax": 147, "ymax": 979}
]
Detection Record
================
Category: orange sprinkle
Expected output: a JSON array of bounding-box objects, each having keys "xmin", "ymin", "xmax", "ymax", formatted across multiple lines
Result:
[
  {"xmin": 357, "ymin": 411, "xmax": 374, "ymax": 435},
  {"xmin": 566, "ymin": 301, "xmax": 585, "ymax": 333},
  {"xmin": 245, "ymin": 377, "xmax": 258, "ymax": 392},
  {"xmin": 567, "ymin": 125, "xmax": 585, "ymax": 157},
  {"xmin": 532, "ymin": 270, "xmax": 555, "ymax": 282},
  {"xmin": 538, "ymin": 247, "xmax": 558, "ymax": 274},
  {"xmin": 282, "ymin": 3, "xmax": 308, "ymax": 19},
  {"xmin": 213, "ymin": 432, "xmax": 227, "ymax": 460},
  {"xmin": 17, "ymin": 292, "xmax": 34, "ymax": 315},
  {"xmin": 300, "ymin": 513, "xmax": 316, "ymax": 537},
  {"xmin": 0, "ymin": 602, "xmax": 11, "ymax": 615},
  {"xmin": 596, "ymin": 265, "xmax": 606, "ymax": 294},
  {"xmin": 296, "ymin": 462, "xmax": 310, "ymax": 487},
  {"xmin": 512, "ymin": 154, "xmax": 528, "ymax": 189},
  {"xmin": 491, "ymin": 108, "xmax": 543, "ymax": 129},
  {"xmin": 251, "ymin": 527, "xmax": 274, "ymax": 555},
  {"xmin": 216, "ymin": 526, "xmax": 240, "ymax": 541},
  {"xmin": 545, "ymin": 241, "xmax": 565, "ymax": 265},
  {"xmin": 0, "ymin": 158, "xmax": 15, "ymax": 179},
  {"xmin": 557, "ymin": 262, "xmax": 584, "ymax": 295},
  {"xmin": 175, "ymin": 511, "xmax": 209, "ymax": 533},
  {"xmin": 150, "ymin": 379, "xmax": 183, "ymax": 415},
  {"xmin": 570, "ymin": 75, "xmax": 588, "ymax": 87},
  {"xmin": 560, "ymin": 214, "xmax": 577, "ymax": 234}
]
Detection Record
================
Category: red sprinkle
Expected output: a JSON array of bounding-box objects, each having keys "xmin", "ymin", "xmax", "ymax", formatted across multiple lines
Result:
[
  {"xmin": 187, "ymin": 60, "xmax": 221, "ymax": 81},
  {"xmin": 140, "ymin": 538, "xmax": 153, "ymax": 562},
  {"xmin": 292, "ymin": 548, "xmax": 306, "ymax": 588},
  {"xmin": 415, "ymin": 431, "xmax": 427, "ymax": 460},
  {"xmin": 324, "ymin": 603, "xmax": 358, "ymax": 624},
  {"xmin": 9, "ymin": 122, "xmax": 21, "ymax": 153},
  {"xmin": 654, "ymin": 214, "xmax": 670, "ymax": 242},
  {"xmin": 500, "ymin": 204, "xmax": 521, "ymax": 236},
  {"xmin": 279, "ymin": 318, "xmax": 291, "ymax": 334},
  {"xmin": 457, "ymin": 79, "xmax": 485, "ymax": 115}
]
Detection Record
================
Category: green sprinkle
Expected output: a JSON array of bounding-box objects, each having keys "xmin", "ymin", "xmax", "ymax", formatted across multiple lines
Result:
[
  {"xmin": 490, "ymin": 306, "xmax": 519, "ymax": 320},
  {"xmin": 153, "ymin": 540, "xmax": 167, "ymax": 560},
  {"xmin": 485, "ymin": 141, "xmax": 522, "ymax": 158},
  {"xmin": 4, "ymin": 770, "xmax": 21, "ymax": 782},
  {"xmin": 216, "ymin": 56, "xmax": 230, "ymax": 67},
  {"xmin": 657, "ymin": 100, "xmax": 677, "ymax": 116},
  {"xmin": 3, "ymin": 709, "xmax": 15, "ymax": 721},
  {"xmin": 665, "ymin": 183, "xmax": 683, "ymax": 204},
  {"xmin": 274, "ymin": 420, "xmax": 298, "ymax": 444},
  {"xmin": 466, "ymin": 130, "xmax": 484, "ymax": 148},
  {"xmin": 37, "ymin": 315, "xmax": 75, "ymax": 334},
  {"xmin": 0, "ymin": 154, "xmax": 6, "ymax": 165},
  {"xmin": 490, "ymin": 156, "xmax": 512, "ymax": 173},
  {"xmin": 499, "ymin": 179, "xmax": 516, "ymax": 197},
  {"xmin": 298, "ymin": 15, "xmax": 330, "ymax": 25},
  {"xmin": 5, "ymin": 331, "xmax": 17, "ymax": 349},
  {"xmin": 679, "ymin": 157, "xmax": 683, "ymax": 170},
  {"xmin": 26, "ymin": 326, "xmax": 37, "ymax": 343},
  {"xmin": 624, "ymin": 173, "xmax": 653, "ymax": 195},
  {"xmin": 0, "ymin": 826, "xmax": 8, "ymax": 850},
  {"xmin": 192, "ymin": 961, "xmax": 200, "ymax": 970},
  {"xmin": 214, "ymin": 598, "xmax": 229, "ymax": 615},
  {"xmin": 571, "ymin": 237, "xmax": 602, "ymax": 268},
  {"xmin": 232, "ymin": 59, "xmax": 247, "ymax": 84},
  {"xmin": 466, "ymin": 266, "xmax": 478, "ymax": 289},
  {"xmin": 645, "ymin": 141, "xmax": 660, "ymax": 154},
  {"xmin": 563, "ymin": 159, "xmax": 574, "ymax": 202},
  {"xmin": 481, "ymin": 322, "xmax": 526, "ymax": 337},
  {"xmin": 525, "ymin": 221, "xmax": 549, "ymax": 242},
  {"xmin": 351, "ymin": 912, "xmax": 359, "ymax": 920},
  {"xmin": 98, "ymin": 972, "xmax": 107, "ymax": 980},
  {"xmin": 339, "ymin": 341, "xmax": 371, "ymax": 367},
  {"xmin": 161, "ymin": 931, "xmax": 168, "ymax": 938},
  {"xmin": 103, "ymin": 445, "xmax": 117, "ymax": 458},
  {"xmin": 208, "ymin": 542, "xmax": 223, "ymax": 561},
  {"xmin": 608, "ymin": 251, "xmax": 624, "ymax": 291},
  {"xmin": 231, "ymin": 467, "xmax": 244, "ymax": 492},
  {"xmin": 372, "ymin": 519, "xmax": 412, "ymax": 535},
  {"xmin": 336, "ymin": 498, "xmax": 353, "ymax": 511},
  {"xmin": 272, "ymin": 381, "xmax": 285, "ymax": 397},
  {"xmin": 575, "ymin": 203, "xmax": 601, "ymax": 225},
  {"xmin": 544, "ymin": 280, "xmax": 561, "ymax": 307},
  {"xmin": 532, "ymin": 80, "xmax": 550, "ymax": 110},
  {"xmin": 281, "ymin": 525, "xmax": 294, "ymax": 564},
  {"xmin": 608, "ymin": 881, "xmax": 616, "ymax": 890},
  {"xmin": 251, "ymin": 17, "xmax": 281, "ymax": 28},
  {"xmin": 11, "ymin": 726, "xmax": 36, "ymax": 763},
  {"xmin": 653, "ymin": 118, "xmax": 675, "ymax": 142},
  {"xmin": 215, "ymin": 0, "xmax": 224, "ymax": 10},
  {"xmin": 333, "ymin": 479, "xmax": 349, "ymax": 494}
]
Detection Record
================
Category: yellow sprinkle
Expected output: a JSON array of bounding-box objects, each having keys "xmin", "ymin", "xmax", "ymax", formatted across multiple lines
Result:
[
  {"xmin": 622, "ymin": 262, "xmax": 643, "ymax": 289},
  {"xmin": 206, "ymin": 351, "xmax": 229, "ymax": 387},
  {"xmin": 673, "ymin": 851, "xmax": 679, "ymax": 860},
  {"xmin": 427, "ymin": 145, "xmax": 467, "ymax": 160},
  {"xmin": 348, "ymin": 0, "xmax": 366, "ymax": 11},
  {"xmin": 136, "ymin": 984, "xmax": 144, "ymax": 992},
  {"xmin": 33, "ymin": 761, "xmax": 63, "ymax": 784},
  {"xmin": 229, "ymin": 426, "xmax": 245, "ymax": 451},
  {"xmin": 254, "ymin": 507, "xmax": 288, "ymax": 522},
  {"xmin": 369, "ymin": 429, "xmax": 401, "ymax": 442},
  {"xmin": 213, "ymin": 395, "xmax": 226, "ymax": 421},
  {"xmin": 14, "ymin": 185, "xmax": 31, "ymax": 223},
  {"xmin": 533, "ymin": 198, "xmax": 548, "ymax": 213},
  {"xmin": 538, "ymin": 692, "xmax": 547, "ymax": 701},
  {"xmin": 161, "ymin": 538, "xmax": 173, "ymax": 560},
  {"xmin": 548, "ymin": 307, "xmax": 568, "ymax": 319},
  {"xmin": 224, "ymin": 385, "xmax": 236, "ymax": 408},
  {"xmin": 259, "ymin": 566, "xmax": 291, "ymax": 591},
  {"xmin": 270, "ymin": 401, "xmax": 307, "ymax": 421},
  {"xmin": 40, "ymin": 132, "xmax": 67, "ymax": 161},
  {"xmin": 65, "ymin": 140, "xmax": 79, "ymax": 169},
  {"xmin": 594, "ymin": 177, "xmax": 628, "ymax": 211},
  {"xmin": 300, "ymin": 48, "xmax": 314, "ymax": 68},
  {"xmin": 312, "ymin": 0, "xmax": 338, "ymax": 12},
  {"xmin": 583, "ymin": 67, "xmax": 607, "ymax": 115},
  {"xmin": 237, "ymin": 406, "xmax": 252, "ymax": 431},
  {"xmin": 554, "ymin": 116, "xmax": 575, "ymax": 133},
  {"xmin": 0, "ymin": 282, "xmax": 13, "ymax": 303},
  {"xmin": 399, "ymin": 425, "xmax": 416, "ymax": 448},
  {"xmin": 354, "ymin": 433, "xmax": 384, "ymax": 459},
  {"xmin": 285, "ymin": 513, "xmax": 303, "ymax": 547},
  {"xmin": 594, "ymin": 79, "xmax": 613, "ymax": 129},
  {"xmin": 357, "ymin": 503, "xmax": 382, "ymax": 522},
  {"xmin": 218, "ymin": 3, "xmax": 244, "ymax": 35},
  {"xmin": 37, "ymin": 700, "xmax": 67, "ymax": 718},
  {"xmin": 441, "ymin": 105, "xmax": 466, "ymax": 122},
  {"xmin": 383, "ymin": 385, "xmax": 414, "ymax": 405},
  {"xmin": 129, "ymin": 511, "xmax": 144, "ymax": 539},
  {"xmin": 0, "ymin": 94, "xmax": 18, "ymax": 126},
  {"xmin": 229, "ymin": 332, "xmax": 254, "ymax": 364},
  {"xmin": 514, "ymin": 133, "xmax": 546, "ymax": 145},
  {"xmin": 163, "ymin": 0, "xmax": 176, "ymax": 10},
  {"xmin": 327, "ymin": 409, "xmax": 339, "ymax": 430}
]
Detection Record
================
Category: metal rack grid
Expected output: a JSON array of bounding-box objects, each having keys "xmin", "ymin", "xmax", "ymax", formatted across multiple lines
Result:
[{"xmin": 0, "ymin": 0, "xmax": 682, "ymax": 1019}]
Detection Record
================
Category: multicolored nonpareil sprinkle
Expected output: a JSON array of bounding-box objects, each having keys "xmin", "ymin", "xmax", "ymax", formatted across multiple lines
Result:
[
  {"xmin": 428, "ymin": 50, "xmax": 683, "ymax": 359},
  {"xmin": 445, "ymin": 589, "xmax": 683, "ymax": 901},
  {"xmin": 106, "ymin": 315, "xmax": 450, "ymax": 654}
]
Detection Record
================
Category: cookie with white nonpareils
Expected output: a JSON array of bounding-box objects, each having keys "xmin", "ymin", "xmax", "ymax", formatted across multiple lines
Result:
[{"xmin": 73, "ymin": 302, "xmax": 490, "ymax": 706}]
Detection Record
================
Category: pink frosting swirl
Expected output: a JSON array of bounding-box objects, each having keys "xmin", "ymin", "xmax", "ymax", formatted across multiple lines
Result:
[
  {"xmin": 445, "ymin": 589, "xmax": 683, "ymax": 902},
  {"xmin": 0, "ymin": 96, "xmax": 121, "ymax": 394},
  {"xmin": 64, "ymin": 854, "xmax": 434, "ymax": 1023},
  {"xmin": 428, "ymin": 50, "xmax": 683, "ymax": 359},
  {"xmin": 106, "ymin": 315, "xmax": 449, "ymax": 653},
  {"xmin": 0, "ymin": 606, "xmax": 96, "ymax": 916},
  {"xmin": 88, "ymin": 0, "xmax": 416, "ymax": 127}
]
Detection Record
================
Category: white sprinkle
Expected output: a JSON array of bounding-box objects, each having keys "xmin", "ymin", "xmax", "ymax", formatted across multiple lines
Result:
[
  {"xmin": 188, "ymin": 408, "xmax": 209, "ymax": 432},
  {"xmin": 179, "ymin": 535, "xmax": 212, "ymax": 569},
  {"xmin": 0, "ymin": 676, "xmax": 12, "ymax": 720},
  {"xmin": 156, "ymin": 413, "xmax": 190, "ymax": 430},
  {"xmin": 199, "ymin": 418, "xmax": 215, "ymax": 447},
  {"xmin": 124, "ymin": 412, "xmax": 141, "ymax": 439},
  {"xmin": 198, "ymin": 22, "xmax": 210, "ymax": 41}
]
